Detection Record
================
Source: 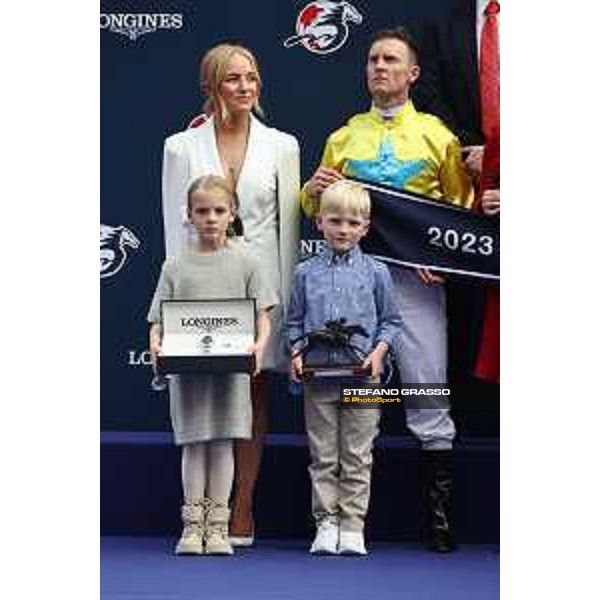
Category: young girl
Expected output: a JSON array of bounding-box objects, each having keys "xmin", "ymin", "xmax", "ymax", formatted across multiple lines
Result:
[{"xmin": 147, "ymin": 175, "xmax": 276, "ymax": 556}]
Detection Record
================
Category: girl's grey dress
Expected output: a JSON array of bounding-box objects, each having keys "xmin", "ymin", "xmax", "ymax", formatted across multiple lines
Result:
[{"xmin": 147, "ymin": 243, "xmax": 277, "ymax": 445}]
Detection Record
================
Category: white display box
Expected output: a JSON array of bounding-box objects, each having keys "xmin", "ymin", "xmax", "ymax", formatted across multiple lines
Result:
[{"xmin": 156, "ymin": 299, "xmax": 256, "ymax": 374}]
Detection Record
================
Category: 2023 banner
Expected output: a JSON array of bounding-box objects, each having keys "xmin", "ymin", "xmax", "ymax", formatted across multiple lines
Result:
[{"xmin": 357, "ymin": 178, "xmax": 499, "ymax": 280}]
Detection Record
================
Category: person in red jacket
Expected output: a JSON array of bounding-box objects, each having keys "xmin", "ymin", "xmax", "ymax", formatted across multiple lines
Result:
[{"xmin": 474, "ymin": 128, "xmax": 500, "ymax": 382}]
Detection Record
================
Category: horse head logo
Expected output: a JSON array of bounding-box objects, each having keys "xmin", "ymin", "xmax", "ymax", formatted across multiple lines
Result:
[
  {"xmin": 100, "ymin": 223, "xmax": 140, "ymax": 279},
  {"xmin": 283, "ymin": 1, "xmax": 363, "ymax": 55}
]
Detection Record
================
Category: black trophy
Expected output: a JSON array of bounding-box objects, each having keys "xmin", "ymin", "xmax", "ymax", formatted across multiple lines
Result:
[{"xmin": 291, "ymin": 318, "xmax": 371, "ymax": 380}]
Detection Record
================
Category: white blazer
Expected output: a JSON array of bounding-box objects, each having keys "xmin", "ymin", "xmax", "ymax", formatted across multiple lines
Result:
[
  {"xmin": 161, "ymin": 114, "xmax": 300, "ymax": 308},
  {"xmin": 161, "ymin": 115, "xmax": 300, "ymax": 369}
]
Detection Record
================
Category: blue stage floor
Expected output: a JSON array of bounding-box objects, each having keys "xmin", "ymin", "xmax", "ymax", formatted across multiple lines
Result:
[{"xmin": 101, "ymin": 536, "xmax": 499, "ymax": 600}]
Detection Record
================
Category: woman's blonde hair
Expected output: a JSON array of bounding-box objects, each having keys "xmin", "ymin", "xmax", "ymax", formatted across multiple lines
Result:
[
  {"xmin": 187, "ymin": 175, "xmax": 241, "ymax": 237},
  {"xmin": 199, "ymin": 44, "xmax": 264, "ymax": 122}
]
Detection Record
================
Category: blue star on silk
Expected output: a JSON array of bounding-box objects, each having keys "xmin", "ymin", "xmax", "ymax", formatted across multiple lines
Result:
[{"xmin": 346, "ymin": 137, "xmax": 428, "ymax": 189}]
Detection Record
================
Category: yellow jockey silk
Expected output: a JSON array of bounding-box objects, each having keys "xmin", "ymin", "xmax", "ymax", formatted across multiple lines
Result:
[{"xmin": 301, "ymin": 101, "xmax": 473, "ymax": 219}]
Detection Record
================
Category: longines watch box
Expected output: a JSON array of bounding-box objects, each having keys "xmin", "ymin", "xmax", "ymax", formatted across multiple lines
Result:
[{"xmin": 156, "ymin": 299, "xmax": 256, "ymax": 375}]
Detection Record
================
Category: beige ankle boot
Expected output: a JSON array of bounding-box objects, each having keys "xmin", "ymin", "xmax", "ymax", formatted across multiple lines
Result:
[
  {"xmin": 204, "ymin": 501, "xmax": 233, "ymax": 555},
  {"xmin": 175, "ymin": 499, "xmax": 205, "ymax": 555}
]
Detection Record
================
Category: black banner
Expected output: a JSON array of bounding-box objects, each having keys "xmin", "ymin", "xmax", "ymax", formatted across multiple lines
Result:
[{"xmin": 356, "ymin": 179, "xmax": 500, "ymax": 280}]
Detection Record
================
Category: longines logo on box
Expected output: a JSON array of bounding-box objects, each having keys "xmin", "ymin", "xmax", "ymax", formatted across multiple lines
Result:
[
  {"xmin": 180, "ymin": 317, "xmax": 240, "ymax": 333},
  {"xmin": 100, "ymin": 13, "xmax": 184, "ymax": 41}
]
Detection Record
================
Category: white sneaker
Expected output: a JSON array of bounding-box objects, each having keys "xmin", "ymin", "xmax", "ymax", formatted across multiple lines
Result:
[
  {"xmin": 338, "ymin": 531, "xmax": 367, "ymax": 555},
  {"xmin": 309, "ymin": 520, "xmax": 339, "ymax": 555},
  {"xmin": 229, "ymin": 533, "xmax": 254, "ymax": 547}
]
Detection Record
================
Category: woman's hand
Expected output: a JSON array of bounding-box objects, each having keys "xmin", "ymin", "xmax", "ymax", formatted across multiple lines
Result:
[
  {"xmin": 251, "ymin": 309, "xmax": 272, "ymax": 376},
  {"xmin": 249, "ymin": 341, "xmax": 266, "ymax": 377}
]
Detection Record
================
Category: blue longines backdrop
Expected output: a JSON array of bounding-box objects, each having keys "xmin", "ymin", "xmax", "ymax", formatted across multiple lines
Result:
[{"xmin": 100, "ymin": 0, "xmax": 456, "ymax": 432}]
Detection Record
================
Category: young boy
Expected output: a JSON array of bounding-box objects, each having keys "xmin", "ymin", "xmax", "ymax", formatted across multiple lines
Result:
[{"xmin": 287, "ymin": 180, "xmax": 402, "ymax": 555}]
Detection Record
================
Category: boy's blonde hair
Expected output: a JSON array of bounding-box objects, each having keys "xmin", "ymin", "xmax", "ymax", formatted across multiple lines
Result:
[
  {"xmin": 319, "ymin": 180, "xmax": 371, "ymax": 219},
  {"xmin": 199, "ymin": 44, "xmax": 264, "ymax": 122}
]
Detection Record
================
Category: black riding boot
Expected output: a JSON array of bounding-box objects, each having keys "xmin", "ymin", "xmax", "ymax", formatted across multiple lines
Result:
[{"xmin": 422, "ymin": 450, "xmax": 455, "ymax": 553}]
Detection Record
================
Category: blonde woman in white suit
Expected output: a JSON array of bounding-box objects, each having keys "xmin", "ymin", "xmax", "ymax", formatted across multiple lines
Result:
[{"xmin": 161, "ymin": 43, "xmax": 300, "ymax": 546}]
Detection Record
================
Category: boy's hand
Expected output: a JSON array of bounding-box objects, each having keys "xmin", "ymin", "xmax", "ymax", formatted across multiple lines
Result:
[
  {"xmin": 290, "ymin": 354, "xmax": 304, "ymax": 383},
  {"xmin": 362, "ymin": 343, "xmax": 388, "ymax": 381}
]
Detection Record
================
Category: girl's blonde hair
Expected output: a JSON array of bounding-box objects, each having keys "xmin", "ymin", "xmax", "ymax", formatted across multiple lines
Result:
[
  {"xmin": 199, "ymin": 44, "xmax": 264, "ymax": 122},
  {"xmin": 186, "ymin": 175, "xmax": 241, "ymax": 237},
  {"xmin": 319, "ymin": 180, "xmax": 371, "ymax": 220}
]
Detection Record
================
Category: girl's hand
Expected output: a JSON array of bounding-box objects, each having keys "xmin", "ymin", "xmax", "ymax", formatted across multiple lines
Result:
[
  {"xmin": 150, "ymin": 339, "xmax": 162, "ymax": 356},
  {"xmin": 149, "ymin": 346, "xmax": 162, "ymax": 370},
  {"xmin": 149, "ymin": 324, "xmax": 163, "ymax": 368},
  {"xmin": 290, "ymin": 354, "xmax": 303, "ymax": 383}
]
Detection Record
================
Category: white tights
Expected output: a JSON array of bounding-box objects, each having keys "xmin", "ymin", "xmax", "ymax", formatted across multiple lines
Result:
[{"xmin": 181, "ymin": 440, "xmax": 234, "ymax": 505}]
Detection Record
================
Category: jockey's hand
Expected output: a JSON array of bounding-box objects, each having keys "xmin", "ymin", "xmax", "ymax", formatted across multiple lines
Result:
[
  {"xmin": 417, "ymin": 268, "xmax": 445, "ymax": 285},
  {"xmin": 305, "ymin": 167, "xmax": 344, "ymax": 198}
]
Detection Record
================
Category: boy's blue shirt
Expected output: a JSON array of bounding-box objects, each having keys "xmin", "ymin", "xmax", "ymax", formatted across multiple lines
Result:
[{"xmin": 286, "ymin": 243, "xmax": 402, "ymax": 363}]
